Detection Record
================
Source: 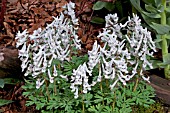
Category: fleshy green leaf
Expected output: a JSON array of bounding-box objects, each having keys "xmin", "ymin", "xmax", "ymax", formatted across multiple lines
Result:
[
  {"xmin": 150, "ymin": 22, "xmax": 170, "ymax": 34},
  {"xmin": 141, "ymin": 13, "xmax": 160, "ymax": 25},
  {"xmin": 163, "ymin": 53, "xmax": 170, "ymax": 64},
  {"xmin": 145, "ymin": 59, "xmax": 162, "ymax": 70},
  {"xmin": 154, "ymin": 0, "xmax": 162, "ymax": 7},
  {"xmin": 0, "ymin": 79, "xmax": 4, "ymax": 88},
  {"xmin": 92, "ymin": 1, "xmax": 106, "ymax": 10},
  {"xmin": 157, "ymin": 5, "xmax": 164, "ymax": 13},
  {"xmin": 154, "ymin": 37, "xmax": 162, "ymax": 43},
  {"xmin": 115, "ymin": 1, "xmax": 123, "ymax": 17},
  {"xmin": 157, "ymin": 54, "xmax": 170, "ymax": 68},
  {"xmin": 145, "ymin": 4, "xmax": 157, "ymax": 13},
  {"xmin": 142, "ymin": 12, "xmax": 161, "ymax": 18},
  {"xmin": 91, "ymin": 17, "xmax": 105, "ymax": 24},
  {"xmin": 130, "ymin": 0, "xmax": 142, "ymax": 12},
  {"xmin": 143, "ymin": 0, "xmax": 155, "ymax": 4},
  {"xmin": 166, "ymin": 6, "xmax": 170, "ymax": 12},
  {"xmin": 165, "ymin": 34, "xmax": 170, "ymax": 40},
  {"xmin": 105, "ymin": 2, "xmax": 115, "ymax": 11},
  {"xmin": 93, "ymin": 1, "xmax": 115, "ymax": 11},
  {"xmin": 167, "ymin": 17, "xmax": 170, "ymax": 26}
]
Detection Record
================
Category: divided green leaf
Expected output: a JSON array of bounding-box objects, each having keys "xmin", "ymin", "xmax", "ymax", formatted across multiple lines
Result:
[{"xmin": 0, "ymin": 99, "xmax": 13, "ymax": 107}]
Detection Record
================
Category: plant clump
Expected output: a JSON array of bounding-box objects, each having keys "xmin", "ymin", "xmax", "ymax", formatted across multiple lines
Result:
[{"xmin": 16, "ymin": 1, "xmax": 156, "ymax": 112}]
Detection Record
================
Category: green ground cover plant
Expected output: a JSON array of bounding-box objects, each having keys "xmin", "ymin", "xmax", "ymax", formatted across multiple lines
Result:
[
  {"xmin": 0, "ymin": 78, "xmax": 21, "ymax": 107},
  {"xmin": 22, "ymin": 78, "xmax": 155, "ymax": 113},
  {"xmin": 15, "ymin": 1, "xmax": 156, "ymax": 112}
]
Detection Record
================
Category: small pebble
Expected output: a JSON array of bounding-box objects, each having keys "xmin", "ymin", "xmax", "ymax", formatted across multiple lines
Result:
[{"xmin": 168, "ymin": 82, "xmax": 170, "ymax": 86}]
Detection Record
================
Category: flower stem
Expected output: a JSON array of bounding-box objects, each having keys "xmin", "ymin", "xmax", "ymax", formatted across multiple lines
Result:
[
  {"xmin": 106, "ymin": 79, "xmax": 109, "ymax": 88},
  {"xmin": 82, "ymin": 95, "xmax": 85, "ymax": 113},
  {"xmin": 161, "ymin": 0, "xmax": 170, "ymax": 79},
  {"xmin": 100, "ymin": 81, "xmax": 103, "ymax": 92},
  {"xmin": 133, "ymin": 77, "xmax": 139, "ymax": 92},
  {"xmin": 45, "ymin": 80, "xmax": 50, "ymax": 100},
  {"xmin": 54, "ymin": 79, "xmax": 57, "ymax": 95},
  {"xmin": 112, "ymin": 91, "xmax": 116, "ymax": 112},
  {"xmin": 100, "ymin": 82, "xmax": 105, "ymax": 105}
]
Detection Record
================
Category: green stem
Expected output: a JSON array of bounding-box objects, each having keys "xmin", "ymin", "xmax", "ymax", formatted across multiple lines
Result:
[
  {"xmin": 112, "ymin": 91, "xmax": 116, "ymax": 112},
  {"xmin": 45, "ymin": 80, "xmax": 50, "ymax": 101},
  {"xmin": 161, "ymin": 0, "xmax": 166, "ymax": 25},
  {"xmin": 54, "ymin": 79, "xmax": 57, "ymax": 95},
  {"xmin": 100, "ymin": 81, "xmax": 103, "ymax": 92},
  {"xmin": 100, "ymin": 82, "xmax": 105, "ymax": 105},
  {"xmin": 133, "ymin": 77, "xmax": 139, "ymax": 92},
  {"xmin": 82, "ymin": 95, "xmax": 85, "ymax": 113},
  {"xmin": 161, "ymin": 0, "xmax": 170, "ymax": 79},
  {"xmin": 133, "ymin": 59, "xmax": 142, "ymax": 92},
  {"xmin": 106, "ymin": 79, "xmax": 109, "ymax": 88}
]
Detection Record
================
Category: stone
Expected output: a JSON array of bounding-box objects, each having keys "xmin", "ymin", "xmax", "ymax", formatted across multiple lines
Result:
[{"xmin": 0, "ymin": 46, "xmax": 21, "ymax": 78}]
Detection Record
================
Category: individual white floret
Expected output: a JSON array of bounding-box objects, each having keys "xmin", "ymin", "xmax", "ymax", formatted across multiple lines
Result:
[
  {"xmin": 87, "ymin": 41, "xmax": 101, "ymax": 70},
  {"xmin": 70, "ymin": 63, "xmax": 92, "ymax": 98},
  {"xmin": 15, "ymin": 29, "xmax": 28, "ymax": 48},
  {"xmin": 53, "ymin": 65, "xmax": 58, "ymax": 77},
  {"xmin": 48, "ymin": 69, "xmax": 54, "ymax": 83},
  {"xmin": 36, "ymin": 79, "xmax": 45, "ymax": 89}
]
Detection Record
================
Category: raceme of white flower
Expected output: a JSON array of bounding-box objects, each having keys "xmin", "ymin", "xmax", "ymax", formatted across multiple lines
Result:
[
  {"xmin": 16, "ymin": 2, "xmax": 156, "ymax": 99},
  {"xmin": 96, "ymin": 13, "xmax": 156, "ymax": 89},
  {"xmin": 16, "ymin": 1, "xmax": 81, "ymax": 89},
  {"xmin": 95, "ymin": 13, "xmax": 156, "ymax": 90},
  {"xmin": 70, "ymin": 63, "xmax": 92, "ymax": 98},
  {"xmin": 87, "ymin": 41, "xmax": 101, "ymax": 70}
]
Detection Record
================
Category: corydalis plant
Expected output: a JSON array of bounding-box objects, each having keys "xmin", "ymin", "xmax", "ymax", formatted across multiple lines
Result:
[
  {"xmin": 15, "ymin": 1, "xmax": 81, "ymax": 88},
  {"xmin": 130, "ymin": 0, "xmax": 170, "ymax": 79},
  {"xmin": 16, "ymin": 2, "xmax": 156, "ymax": 99},
  {"xmin": 100, "ymin": 13, "xmax": 156, "ymax": 85},
  {"xmin": 70, "ymin": 13, "xmax": 156, "ymax": 98}
]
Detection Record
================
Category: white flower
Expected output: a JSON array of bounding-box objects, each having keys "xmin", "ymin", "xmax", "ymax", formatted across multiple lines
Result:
[
  {"xmin": 21, "ymin": 60, "xmax": 30, "ymax": 72},
  {"xmin": 36, "ymin": 79, "xmax": 45, "ymax": 89},
  {"xmin": 56, "ymin": 45, "xmax": 70, "ymax": 61},
  {"xmin": 29, "ymin": 28, "xmax": 42, "ymax": 40},
  {"xmin": 131, "ymin": 13, "xmax": 141, "ymax": 26},
  {"xmin": 18, "ymin": 42, "xmax": 27, "ymax": 57},
  {"xmin": 110, "ymin": 79, "xmax": 119, "ymax": 90},
  {"xmin": 15, "ymin": 29, "xmax": 28, "ymax": 48},
  {"xmin": 63, "ymin": 1, "xmax": 79, "ymax": 25},
  {"xmin": 102, "ymin": 57, "xmax": 114, "ymax": 78},
  {"xmin": 74, "ymin": 87, "xmax": 79, "ymax": 99},
  {"xmin": 142, "ymin": 76, "xmax": 150, "ymax": 83},
  {"xmin": 70, "ymin": 63, "xmax": 92, "ymax": 98},
  {"xmin": 87, "ymin": 41, "xmax": 101, "ymax": 70},
  {"xmin": 53, "ymin": 65, "xmax": 58, "ymax": 77},
  {"xmin": 105, "ymin": 14, "xmax": 118, "ymax": 27},
  {"xmin": 60, "ymin": 75, "xmax": 68, "ymax": 80},
  {"xmin": 48, "ymin": 69, "xmax": 54, "ymax": 83}
]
